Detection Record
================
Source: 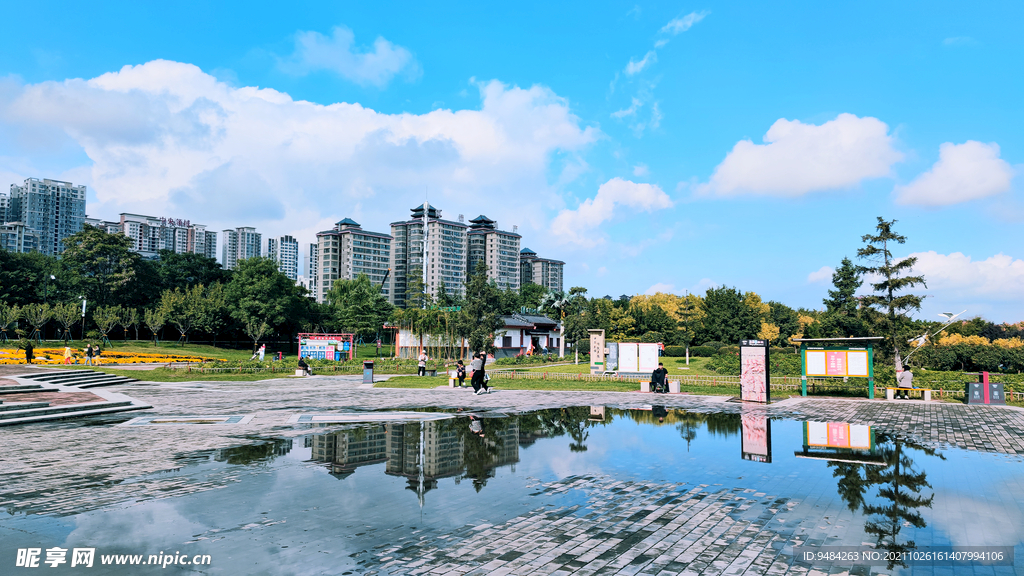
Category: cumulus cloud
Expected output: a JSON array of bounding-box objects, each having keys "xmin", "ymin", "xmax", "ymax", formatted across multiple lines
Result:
[
  {"xmin": 625, "ymin": 51, "xmax": 657, "ymax": 76},
  {"xmin": 645, "ymin": 282, "xmax": 676, "ymax": 295},
  {"xmin": 632, "ymin": 163, "xmax": 649, "ymax": 177},
  {"xmin": 660, "ymin": 11, "xmax": 709, "ymax": 35},
  {"xmin": 910, "ymin": 251, "xmax": 1024, "ymax": 301},
  {"xmin": 807, "ymin": 266, "xmax": 834, "ymax": 283},
  {"xmin": 699, "ymin": 113, "xmax": 903, "ymax": 197},
  {"xmin": 0, "ymin": 60, "xmax": 598, "ymax": 253},
  {"xmin": 551, "ymin": 177, "xmax": 672, "ymax": 247},
  {"xmin": 278, "ymin": 26, "xmax": 418, "ymax": 87},
  {"xmin": 894, "ymin": 141, "xmax": 1014, "ymax": 206}
]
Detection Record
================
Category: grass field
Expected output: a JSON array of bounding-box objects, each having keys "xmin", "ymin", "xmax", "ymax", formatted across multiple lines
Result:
[{"xmin": 515, "ymin": 356, "xmax": 716, "ymax": 376}]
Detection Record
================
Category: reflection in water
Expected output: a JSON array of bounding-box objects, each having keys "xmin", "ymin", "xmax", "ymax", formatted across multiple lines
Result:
[
  {"xmin": 740, "ymin": 411, "xmax": 771, "ymax": 463},
  {"xmin": 796, "ymin": 421, "xmax": 941, "ymax": 570},
  {"xmin": 215, "ymin": 439, "xmax": 293, "ymax": 466}
]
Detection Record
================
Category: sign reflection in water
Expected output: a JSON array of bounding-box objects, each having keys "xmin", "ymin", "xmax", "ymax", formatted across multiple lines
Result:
[
  {"xmin": 796, "ymin": 420, "xmax": 939, "ymax": 570},
  {"xmin": 740, "ymin": 411, "xmax": 772, "ymax": 463}
]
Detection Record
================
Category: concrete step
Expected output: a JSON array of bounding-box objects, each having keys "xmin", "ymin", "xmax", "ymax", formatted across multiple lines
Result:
[
  {"xmin": 31, "ymin": 373, "xmax": 121, "ymax": 385},
  {"xmin": 16, "ymin": 372, "xmax": 96, "ymax": 383},
  {"xmin": 0, "ymin": 384, "xmax": 45, "ymax": 391},
  {"xmin": 0, "ymin": 386, "xmax": 58, "ymax": 395},
  {"xmin": 74, "ymin": 377, "xmax": 139, "ymax": 389},
  {"xmin": 0, "ymin": 401, "xmax": 50, "ymax": 412},
  {"xmin": 0, "ymin": 402, "xmax": 152, "ymax": 426},
  {"xmin": 0, "ymin": 400, "xmax": 133, "ymax": 421}
]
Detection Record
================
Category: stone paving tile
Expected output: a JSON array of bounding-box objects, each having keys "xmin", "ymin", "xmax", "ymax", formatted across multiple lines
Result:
[{"xmin": 0, "ymin": 389, "xmax": 105, "ymax": 406}]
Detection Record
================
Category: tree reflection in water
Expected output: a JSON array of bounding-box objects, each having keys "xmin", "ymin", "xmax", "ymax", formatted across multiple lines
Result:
[{"xmin": 829, "ymin": 434, "xmax": 943, "ymax": 570}]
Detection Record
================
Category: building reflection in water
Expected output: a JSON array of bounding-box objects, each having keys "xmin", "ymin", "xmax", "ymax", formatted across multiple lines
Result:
[{"xmin": 795, "ymin": 421, "xmax": 940, "ymax": 570}]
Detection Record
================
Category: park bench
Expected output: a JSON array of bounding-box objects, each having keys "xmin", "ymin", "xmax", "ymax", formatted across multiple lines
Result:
[
  {"xmin": 640, "ymin": 380, "xmax": 681, "ymax": 393},
  {"xmin": 885, "ymin": 387, "xmax": 933, "ymax": 401}
]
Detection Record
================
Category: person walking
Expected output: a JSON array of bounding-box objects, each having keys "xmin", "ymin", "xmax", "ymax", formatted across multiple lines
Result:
[
  {"xmin": 63, "ymin": 345, "xmax": 73, "ymax": 365},
  {"xmin": 94, "ymin": 345, "xmax": 102, "ymax": 366},
  {"xmin": 470, "ymin": 352, "xmax": 490, "ymax": 395},
  {"xmin": 24, "ymin": 341, "xmax": 34, "ymax": 364},
  {"xmin": 418, "ymin": 350, "xmax": 428, "ymax": 377},
  {"xmin": 258, "ymin": 344, "xmax": 266, "ymax": 361},
  {"xmin": 456, "ymin": 359, "xmax": 467, "ymax": 387},
  {"xmin": 84, "ymin": 344, "xmax": 94, "ymax": 366}
]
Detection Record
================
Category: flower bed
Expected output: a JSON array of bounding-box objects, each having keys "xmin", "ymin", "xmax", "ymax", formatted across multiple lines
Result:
[{"xmin": 0, "ymin": 348, "xmax": 219, "ymax": 365}]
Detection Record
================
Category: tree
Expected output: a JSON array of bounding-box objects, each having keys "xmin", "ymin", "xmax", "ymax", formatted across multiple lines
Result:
[
  {"xmin": 22, "ymin": 303, "xmax": 51, "ymax": 342},
  {"xmin": 0, "ymin": 250, "xmax": 56, "ymax": 306},
  {"xmin": 820, "ymin": 257, "xmax": 870, "ymax": 338},
  {"xmin": 156, "ymin": 249, "xmax": 230, "ymax": 292},
  {"xmin": 92, "ymin": 305, "xmax": 122, "ymax": 345},
  {"xmin": 59, "ymin": 225, "xmax": 141, "ymax": 308},
  {"xmin": 698, "ymin": 287, "xmax": 746, "ymax": 344},
  {"xmin": 52, "ymin": 302, "xmax": 80, "ymax": 342},
  {"xmin": 225, "ymin": 258, "xmax": 305, "ymax": 351},
  {"xmin": 160, "ymin": 287, "xmax": 202, "ymax": 345},
  {"xmin": 326, "ymin": 274, "xmax": 394, "ymax": 341},
  {"xmin": 461, "ymin": 262, "xmax": 504, "ymax": 354},
  {"xmin": 519, "ymin": 283, "xmax": 547, "ymax": 310},
  {"xmin": 121, "ymin": 307, "xmax": 139, "ymax": 341},
  {"xmin": 857, "ymin": 218, "xmax": 927, "ymax": 364},
  {"xmin": 768, "ymin": 301, "xmax": 800, "ymax": 347},
  {"xmin": 0, "ymin": 303, "xmax": 21, "ymax": 343},
  {"xmin": 143, "ymin": 307, "xmax": 166, "ymax": 345},
  {"xmin": 404, "ymin": 266, "xmax": 427, "ymax": 309}
]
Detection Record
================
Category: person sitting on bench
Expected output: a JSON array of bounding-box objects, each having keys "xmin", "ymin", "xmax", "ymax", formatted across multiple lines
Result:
[
  {"xmin": 896, "ymin": 368, "xmax": 915, "ymax": 399},
  {"xmin": 298, "ymin": 356, "xmax": 312, "ymax": 376},
  {"xmin": 651, "ymin": 362, "xmax": 669, "ymax": 394}
]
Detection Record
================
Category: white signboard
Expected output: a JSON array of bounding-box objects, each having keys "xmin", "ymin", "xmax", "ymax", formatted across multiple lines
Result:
[
  {"xmin": 847, "ymin": 350, "xmax": 869, "ymax": 377},
  {"xmin": 805, "ymin": 350, "xmax": 827, "ymax": 376},
  {"xmin": 618, "ymin": 343, "xmax": 638, "ymax": 372},
  {"xmin": 638, "ymin": 343, "xmax": 660, "ymax": 372}
]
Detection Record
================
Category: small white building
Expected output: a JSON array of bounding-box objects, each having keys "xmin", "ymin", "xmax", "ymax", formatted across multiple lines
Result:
[{"xmin": 393, "ymin": 313, "xmax": 561, "ymax": 359}]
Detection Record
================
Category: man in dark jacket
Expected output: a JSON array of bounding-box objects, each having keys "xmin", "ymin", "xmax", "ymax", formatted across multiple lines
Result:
[{"xmin": 651, "ymin": 362, "xmax": 668, "ymax": 393}]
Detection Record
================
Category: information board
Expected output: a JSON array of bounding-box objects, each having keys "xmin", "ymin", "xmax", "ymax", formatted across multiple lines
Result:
[
  {"xmin": 740, "ymin": 340, "xmax": 770, "ymax": 403},
  {"xmin": 618, "ymin": 342, "xmax": 638, "ymax": 372},
  {"xmin": 638, "ymin": 343, "xmax": 660, "ymax": 372},
  {"xmin": 804, "ymin": 421, "xmax": 873, "ymax": 450},
  {"xmin": 804, "ymin": 349, "xmax": 869, "ymax": 377},
  {"xmin": 588, "ymin": 329, "xmax": 605, "ymax": 374}
]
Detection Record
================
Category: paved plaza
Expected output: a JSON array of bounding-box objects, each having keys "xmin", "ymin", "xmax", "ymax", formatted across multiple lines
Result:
[{"xmin": 1, "ymin": 370, "xmax": 1023, "ymax": 575}]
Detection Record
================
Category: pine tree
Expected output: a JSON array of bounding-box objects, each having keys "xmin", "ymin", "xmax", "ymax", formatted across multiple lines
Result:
[
  {"xmin": 856, "ymin": 218, "xmax": 926, "ymax": 363},
  {"xmin": 821, "ymin": 257, "xmax": 869, "ymax": 338}
]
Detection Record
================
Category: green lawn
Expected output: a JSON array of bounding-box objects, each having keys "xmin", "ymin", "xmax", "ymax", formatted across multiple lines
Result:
[
  {"xmin": 514, "ymin": 356, "xmax": 717, "ymax": 376},
  {"xmin": 376, "ymin": 374, "xmax": 740, "ymax": 395},
  {"xmin": 0, "ymin": 340, "xmax": 255, "ymax": 361}
]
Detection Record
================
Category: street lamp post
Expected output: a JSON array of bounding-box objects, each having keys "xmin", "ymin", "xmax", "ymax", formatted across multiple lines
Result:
[
  {"xmin": 79, "ymin": 296, "xmax": 87, "ymax": 341},
  {"xmin": 43, "ymin": 275, "xmax": 55, "ymax": 340}
]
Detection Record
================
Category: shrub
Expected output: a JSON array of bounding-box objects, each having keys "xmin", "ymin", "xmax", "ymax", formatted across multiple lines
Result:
[
  {"xmin": 640, "ymin": 331, "xmax": 663, "ymax": 343},
  {"xmin": 702, "ymin": 341, "xmax": 727, "ymax": 350},
  {"xmin": 689, "ymin": 346, "xmax": 717, "ymax": 357},
  {"xmin": 770, "ymin": 347, "xmax": 796, "ymax": 355},
  {"xmin": 719, "ymin": 345, "xmax": 740, "ymax": 355},
  {"xmin": 663, "ymin": 346, "xmax": 687, "ymax": 357}
]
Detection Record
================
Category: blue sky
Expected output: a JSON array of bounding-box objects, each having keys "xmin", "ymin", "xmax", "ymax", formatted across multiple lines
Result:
[{"xmin": 2, "ymin": 1, "xmax": 1022, "ymax": 321}]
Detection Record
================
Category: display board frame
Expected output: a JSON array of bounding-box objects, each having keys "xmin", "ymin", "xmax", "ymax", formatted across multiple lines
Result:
[
  {"xmin": 298, "ymin": 333, "xmax": 356, "ymax": 361},
  {"xmin": 739, "ymin": 339, "xmax": 770, "ymax": 403},
  {"xmin": 794, "ymin": 337, "xmax": 881, "ymax": 399}
]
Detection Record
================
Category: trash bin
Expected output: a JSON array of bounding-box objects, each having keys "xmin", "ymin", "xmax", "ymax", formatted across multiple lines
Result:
[
  {"xmin": 965, "ymin": 372, "xmax": 1005, "ymax": 405},
  {"xmin": 363, "ymin": 360, "xmax": 374, "ymax": 384}
]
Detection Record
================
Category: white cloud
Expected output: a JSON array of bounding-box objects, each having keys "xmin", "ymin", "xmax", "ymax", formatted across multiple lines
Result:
[
  {"xmin": 278, "ymin": 26, "xmax": 419, "ymax": 87},
  {"xmin": 660, "ymin": 11, "xmax": 709, "ymax": 35},
  {"xmin": 943, "ymin": 36, "xmax": 975, "ymax": 46},
  {"xmin": 551, "ymin": 177, "xmax": 672, "ymax": 247},
  {"xmin": 611, "ymin": 97, "xmax": 641, "ymax": 119},
  {"xmin": 632, "ymin": 163, "xmax": 649, "ymax": 176},
  {"xmin": 910, "ymin": 251, "xmax": 1024, "ymax": 301},
  {"xmin": 625, "ymin": 51, "xmax": 657, "ymax": 76},
  {"xmin": 807, "ymin": 266, "xmax": 834, "ymax": 283},
  {"xmin": 699, "ymin": 113, "xmax": 903, "ymax": 197},
  {"xmin": 894, "ymin": 141, "xmax": 1014, "ymax": 206},
  {"xmin": 0, "ymin": 60, "xmax": 598, "ymax": 258},
  {"xmin": 645, "ymin": 282, "xmax": 676, "ymax": 295}
]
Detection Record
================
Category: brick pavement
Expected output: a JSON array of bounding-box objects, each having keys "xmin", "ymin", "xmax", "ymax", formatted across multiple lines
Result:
[{"xmin": 2, "ymin": 375, "xmax": 1024, "ymax": 575}]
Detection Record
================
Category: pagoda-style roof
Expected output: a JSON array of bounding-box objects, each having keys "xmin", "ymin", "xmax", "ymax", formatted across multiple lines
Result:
[
  {"xmin": 410, "ymin": 202, "xmax": 442, "ymax": 220},
  {"xmin": 520, "ymin": 247, "xmax": 537, "ymax": 255},
  {"xmin": 336, "ymin": 218, "xmax": 360, "ymax": 227}
]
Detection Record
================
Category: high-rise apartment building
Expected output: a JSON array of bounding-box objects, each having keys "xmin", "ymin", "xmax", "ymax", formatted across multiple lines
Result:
[
  {"xmin": 0, "ymin": 221, "xmax": 39, "ymax": 253},
  {"xmin": 6, "ymin": 178, "xmax": 86, "ymax": 256},
  {"xmin": 520, "ymin": 248, "xmax": 565, "ymax": 293},
  {"xmin": 315, "ymin": 219, "xmax": 392, "ymax": 303},
  {"xmin": 267, "ymin": 235, "xmax": 299, "ymax": 280},
  {"xmin": 307, "ymin": 243, "xmax": 318, "ymax": 295},
  {"xmin": 84, "ymin": 214, "xmax": 217, "ymax": 260},
  {"xmin": 389, "ymin": 203, "xmax": 468, "ymax": 307},
  {"xmin": 221, "ymin": 227, "xmax": 261, "ymax": 270},
  {"xmin": 466, "ymin": 215, "xmax": 521, "ymax": 291}
]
